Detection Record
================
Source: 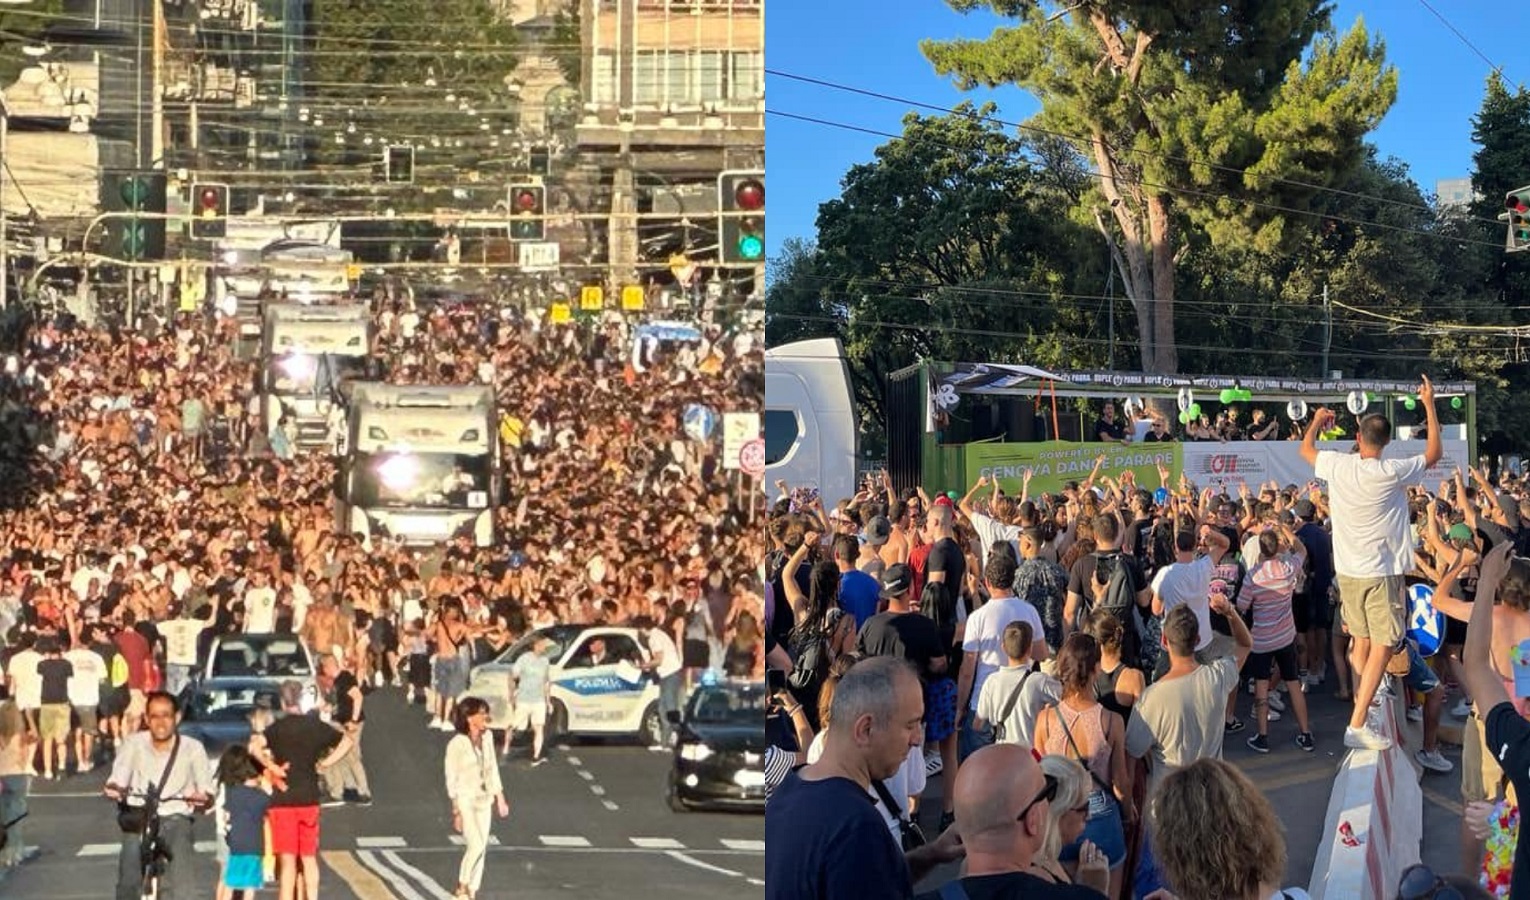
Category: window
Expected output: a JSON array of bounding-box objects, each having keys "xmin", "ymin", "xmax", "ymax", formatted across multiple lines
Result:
[
  {"xmin": 765, "ymin": 409, "xmax": 800, "ymax": 465},
  {"xmin": 633, "ymin": 51, "xmax": 665, "ymax": 105},
  {"xmin": 591, "ymin": 52, "xmax": 617, "ymax": 105},
  {"xmin": 697, "ymin": 51, "xmax": 725, "ymax": 103},
  {"xmin": 568, "ymin": 634, "xmax": 642, "ymax": 668},
  {"xmin": 728, "ymin": 51, "xmax": 762, "ymax": 102}
]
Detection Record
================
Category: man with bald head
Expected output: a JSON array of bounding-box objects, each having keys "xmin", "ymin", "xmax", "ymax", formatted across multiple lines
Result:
[
  {"xmin": 914, "ymin": 743, "xmax": 1102, "ymax": 899},
  {"xmin": 765, "ymin": 656, "xmax": 963, "ymax": 900}
]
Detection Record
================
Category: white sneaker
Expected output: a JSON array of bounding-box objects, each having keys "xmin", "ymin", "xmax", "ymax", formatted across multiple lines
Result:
[
  {"xmin": 1267, "ymin": 692, "xmax": 1286, "ymax": 713},
  {"xmin": 1451, "ymin": 698, "xmax": 1473, "ymax": 718},
  {"xmin": 1266, "ymin": 709, "xmax": 1282, "ymax": 722},
  {"xmin": 1406, "ymin": 705, "xmax": 1423, "ymax": 723},
  {"xmin": 1415, "ymin": 749, "xmax": 1454, "ymax": 774},
  {"xmin": 1344, "ymin": 725, "xmax": 1393, "ymax": 751},
  {"xmin": 924, "ymin": 752, "xmax": 943, "ymax": 777},
  {"xmin": 373, "ymin": 672, "xmax": 384, "ymax": 688}
]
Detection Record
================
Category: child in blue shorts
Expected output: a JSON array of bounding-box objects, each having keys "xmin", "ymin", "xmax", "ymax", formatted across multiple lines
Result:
[{"xmin": 215, "ymin": 745, "xmax": 271, "ymax": 900}]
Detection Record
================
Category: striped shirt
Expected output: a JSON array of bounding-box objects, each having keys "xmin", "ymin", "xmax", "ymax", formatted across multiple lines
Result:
[{"xmin": 1241, "ymin": 555, "xmax": 1298, "ymax": 654}]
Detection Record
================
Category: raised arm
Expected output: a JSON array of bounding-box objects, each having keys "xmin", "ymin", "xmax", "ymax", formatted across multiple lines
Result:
[
  {"xmin": 959, "ymin": 475, "xmax": 990, "ymax": 522},
  {"xmin": 1462, "ymin": 542, "xmax": 1514, "ymax": 714},
  {"xmin": 1301, "ymin": 407, "xmax": 1334, "ymax": 467},
  {"xmin": 1419, "ymin": 375, "xmax": 1442, "ymax": 468}
]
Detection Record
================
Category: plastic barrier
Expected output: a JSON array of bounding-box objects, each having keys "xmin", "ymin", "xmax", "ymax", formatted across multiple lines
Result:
[{"xmin": 1309, "ymin": 694, "xmax": 1422, "ymax": 900}]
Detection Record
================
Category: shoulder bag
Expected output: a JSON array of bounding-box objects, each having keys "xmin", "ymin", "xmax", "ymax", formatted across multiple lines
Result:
[{"xmin": 117, "ymin": 735, "xmax": 181, "ymax": 833}]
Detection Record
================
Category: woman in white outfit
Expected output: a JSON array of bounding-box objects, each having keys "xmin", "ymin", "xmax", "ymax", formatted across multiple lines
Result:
[{"xmin": 444, "ymin": 697, "xmax": 508, "ymax": 900}]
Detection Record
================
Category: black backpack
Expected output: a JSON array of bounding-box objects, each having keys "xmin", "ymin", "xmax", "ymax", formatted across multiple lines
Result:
[{"xmin": 1084, "ymin": 553, "xmax": 1141, "ymax": 666}]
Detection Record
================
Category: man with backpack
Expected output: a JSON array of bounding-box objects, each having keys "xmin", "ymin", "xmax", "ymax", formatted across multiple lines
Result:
[{"xmin": 1063, "ymin": 514, "xmax": 1151, "ymax": 668}]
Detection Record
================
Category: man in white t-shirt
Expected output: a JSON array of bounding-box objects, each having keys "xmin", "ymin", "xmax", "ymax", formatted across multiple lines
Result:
[
  {"xmin": 642, "ymin": 621, "xmax": 684, "ymax": 750},
  {"xmin": 242, "ymin": 569, "xmax": 279, "ymax": 634},
  {"xmin": 65, "ymin": 639, "xmax": 107, "ymax": 772},
  {"xmin": 1301, "ymin": 374, "xmax": 1440, "ymax": 751},
  {"xmin": 1150, "ymin": 524, "xmax": 1232, "ymax": 679},
  {"xmin": 956, "ymin": 552, "xmax": 1049, "ymax": 766},
  {"xmin": 158, "ymin": 609, "xmax": 209, "ymax": 697},
  {"xmin": 7, "ymin": 634, "xmax": 43, "ymax": 727}
]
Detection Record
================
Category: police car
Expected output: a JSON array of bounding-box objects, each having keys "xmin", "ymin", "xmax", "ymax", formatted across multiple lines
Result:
[{"xmin": 463, "ymin": 624, "xmax": 664, "ymax": 745}]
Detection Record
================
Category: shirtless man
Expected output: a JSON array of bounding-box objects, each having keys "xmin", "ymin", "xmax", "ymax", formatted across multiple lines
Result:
[
  {"xmin": 881, "ymin": 498, "xmax": 915, "ymax": 568},
  {"xmin": 301, "ymin": 598, "xmax": 353, "ymax": 666},
  {"xmin": 429, "ymin": 599, "xmax": 475, "ymax": 731}
]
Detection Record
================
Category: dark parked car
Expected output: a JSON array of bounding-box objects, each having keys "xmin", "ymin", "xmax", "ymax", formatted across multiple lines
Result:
[
  {"xmin": 177, "ymin": 679, "xmax": 282, "ymax": 764},
  {"xmin": 666, "ymin": 678, "xmax": 767, "ymax": 812}
]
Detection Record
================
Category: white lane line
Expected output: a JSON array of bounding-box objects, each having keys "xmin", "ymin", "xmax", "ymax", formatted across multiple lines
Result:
[
  {"xmin": 356, "ymin": 850, "xmax": 428, "ymax": 900},
  {"xmin": 447, "ymin": 834, "xmax": 500, "ymax": 846},
  {"xmin": 193, "ymin": 840, "xmax": 218, "ymax": 854},
  {"xmin": 538, "ymin": 835, "xmax": 593, "ymax": 847},
  {"xmin": 576, "ymin": 769, "xmax": 595, "ymax": 781},
  {"xmin": 78, "ymin": 843, "xmax": 120, "ymax": 857},
  {"xmin": 720, "ymin": 839, "xmax": 764, "ymax": 851},
  {"xmin": 565, "ymin": 755, "xmax": 582, "ymax": 766},
  {"xmin": 602, "ymin": 799, "xmax": 620, "ymax": 811},
  {"xmin": 665, "ymin": 850, "xmax": 752, "ymax": 881},
  {"xmin": 381, "ymin": 849, "xmax": 457, "ymax": 900},
  {"xmin": 747, "ymin": 878, "xmax": 764, "ymax": 886},
  {"xmin": 358, "ymin": 836, "xmax": 409, "ymax": 848},
  {"xmin": 589, "ymin": 784, "xmax": 605, "ymax": 796},
  {"xmin": 631, "ymin": 837, "xmax": 686, "ymax": 849}
]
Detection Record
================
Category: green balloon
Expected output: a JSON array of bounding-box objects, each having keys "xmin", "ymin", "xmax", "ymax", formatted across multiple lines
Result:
[
  {"xmin": 1403, "ymin": 397, "xmax": 1416, "ymax": 410},
  {"xmin": 1219, "ymin": 389, "xmax": 1234, "ymax": 404},
  {"xmin": 1188, "ymin": 403, "xmax": 1202, "ymax": 418},
  {"xmin": 1240, "ymin": 389, "xmax": 1253, "ymax": 402},
  {"xmin": 1452, "ymin": 397, "xmax": 1463, "ymax": 409},
  {"xmin": 1178, "ymin": 411, "xmax": 1191, "ymax": 424}
]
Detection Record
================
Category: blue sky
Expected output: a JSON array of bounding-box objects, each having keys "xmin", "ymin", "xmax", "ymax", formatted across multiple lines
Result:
[{"xmin": 765, "ymin": 1, "xmax": 1530, "ymax": 256}]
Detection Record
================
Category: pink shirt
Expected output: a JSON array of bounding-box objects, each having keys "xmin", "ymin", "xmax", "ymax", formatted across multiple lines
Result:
[{"xmin": 1241, "ymin": 555, "xmax": 1298, "ymax": 655}]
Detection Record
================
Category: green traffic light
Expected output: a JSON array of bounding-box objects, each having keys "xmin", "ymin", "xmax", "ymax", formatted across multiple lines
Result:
[
  {"xmin": 119, "ymin": 177, "xmax": 148, "ymax": 209},
  {"xmin": 737, "ymin": 234, "xmax": 764, "ymax": 260}
]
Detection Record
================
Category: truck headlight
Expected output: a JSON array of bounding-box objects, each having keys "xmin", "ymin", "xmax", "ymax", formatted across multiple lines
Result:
[{"xmin": 679, "ymin": 743, "xmax": 712, "ymax": 762}]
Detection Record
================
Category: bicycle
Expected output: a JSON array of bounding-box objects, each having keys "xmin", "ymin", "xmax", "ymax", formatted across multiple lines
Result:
[{"xmin": 110, "ymin": 787, "xmax": 208, "ymax": 900}]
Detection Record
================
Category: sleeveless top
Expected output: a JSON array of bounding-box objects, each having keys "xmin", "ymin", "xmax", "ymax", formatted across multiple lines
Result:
[
  {"xmin": 1094, "ymin": 664, "xmax": 1133, "ymax": 721},
  {"xmin": 1043, "ymin": 702, "xmax": 1112, "ymax": 787}
]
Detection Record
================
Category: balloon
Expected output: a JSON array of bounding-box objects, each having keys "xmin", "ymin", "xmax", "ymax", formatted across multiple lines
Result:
[
  {"xmin": 1177, "ymin": 388, "xmax": 1193, "ymax": 413},
  {"xmin": 1239, "ymin": 389, "xmax": 1253, "ymax": 402},
  {"xmin": 1188, "ymin": 403, "xmax": 1202, "ymax": 418},
  {"xmin": 1346, "ymin": 390, "xmax": 1368, "ymax": 415},
  {"xmin": 1178, "ymin": 411, "xmax": 1191, "ymax": 424},
  {"xmin": 1287, "ymin": 399, "xmax": 1308, "ymax": 421},
  {"xmin": 1452, "ymin": 397, "xmax": 1464, "ymax": 409},
  {"xmin": 1219, "ymin": 389, "xmax": 1234, "ymax": 404},
  {"xmin": 1403, "ymin": 397, "xmax": 1416, "ymax": 410}
]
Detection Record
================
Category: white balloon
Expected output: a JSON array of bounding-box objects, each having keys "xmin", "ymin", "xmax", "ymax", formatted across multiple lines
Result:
[
  {"xmin": 1346, "ymin": 391, "xmax": 1368, "ymax": 416},
  {"xmin": 1177, "ymin": 387, "xmax": 1193, "ymax": 413},
  {"xmin": 1286, "ymin": 399, "xmax": 1308, "ymax": 422}
]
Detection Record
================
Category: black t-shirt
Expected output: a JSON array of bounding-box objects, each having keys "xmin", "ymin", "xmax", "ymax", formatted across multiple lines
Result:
[
  {"xmin": 1094, "ymin": 417, "xmax": 1126, "ymax": 442},
  {"xmin": 1485, "ymin": 701, "xmax": 1530, "ymax": 900},
  {"xmin": 913, "ymin": 871, "xmax": 1104, "ymax": 900},
  {"xmin": 265, "ymin": 712, "xmax": 342, "ymax": 807},
  {"xmin": 857, "ymin": 612, "xmax": 945, "ymax": 679},
  {"xmin": 37, "ymin": 657, "xmax": 72, "ymax": 705},
  {"xmin": 764, "ymin": 771, "xmax": 910, "ymax": 900},
  {"xmin": 333, "ymin": 671, "xmax": 364, "ymax": 724},
  {"xmin": 927, "ymin": 537, "xmax": 966, "ymax": 597},
  {"xmin": 1141, "ymin": 429, "xmax": 1172, "ymax": 443},
  {"xmin": 1065, "ymin": 551, "xmax": 1148, "ymax": 603}
]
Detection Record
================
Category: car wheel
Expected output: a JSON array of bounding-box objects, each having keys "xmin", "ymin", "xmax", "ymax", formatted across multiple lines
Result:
[
  {"xmin": 548, "ymin": 700, "xmax": 569, "ymax": 739},
  {"xmin": 640, "ymin": 702, "xmax": 664, "ymax": 747},
  {"xmin": 666, "ymin": 771, "xmax": 689, "ymax": 813}
]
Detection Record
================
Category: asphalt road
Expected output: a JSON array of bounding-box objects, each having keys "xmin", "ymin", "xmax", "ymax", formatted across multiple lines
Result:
[
  {"xmin": 2, "ymin": 690, "xmax": 765, "ymax": 899},
  {"xmin": 913, "ymin": 678, "xmax": 1466, "ymax": 894}
]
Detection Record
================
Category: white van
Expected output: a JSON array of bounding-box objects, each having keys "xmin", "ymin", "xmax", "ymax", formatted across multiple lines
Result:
[{"xmin": 764, "ymin": 338, "xmax": 859, "ymax": 507}]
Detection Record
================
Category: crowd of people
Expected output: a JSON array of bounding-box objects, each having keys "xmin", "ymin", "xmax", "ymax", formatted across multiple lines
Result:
[
  {"xmin": 0, "ymin": 281, "xmax": 764, "ymax": 898},
  {"xmin": 765, "ymin": 376, "xmax": 1530, "ymax": 900}
]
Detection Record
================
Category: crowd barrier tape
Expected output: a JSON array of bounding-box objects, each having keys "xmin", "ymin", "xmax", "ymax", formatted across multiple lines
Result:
[{"xmin": 1309, "ymin": 696, "xmax": 1422, "ymax": 900}]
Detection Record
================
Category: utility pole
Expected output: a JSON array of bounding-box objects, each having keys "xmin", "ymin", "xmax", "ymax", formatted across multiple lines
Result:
[
  {"xmin": 1321, "ymin": 283, "xmax": 1331, "ymax": 377},
  {"xmin": 0, "ymin": 101, "xmax": 8, "ymax": 310}
]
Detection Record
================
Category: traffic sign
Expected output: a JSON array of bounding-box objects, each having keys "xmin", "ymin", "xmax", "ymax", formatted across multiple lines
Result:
[
  {"xmin": 519, "ymin": 242, "xmax": 560, "ymax": 272},
  {"xmin": 1407, "ymin": 583, "xmax": 1446, "ymax": 658},
  {"xmin": 722, "ymin": 412, "xmax": 761, "ymax": 471},
  {"xmin": 621, "ymin": 285, "xmax": 645, "ymax": 311},
  {"xmin": 549, "ymin": 303, "xmax": 572, "ymax": 324},
  {"xmin": 740, "ymin": 439, "xmax": 765, "ymax": 477},
  {"xmin": 580, "ymin": 286, "xmax": 604, "ymax": 311}
]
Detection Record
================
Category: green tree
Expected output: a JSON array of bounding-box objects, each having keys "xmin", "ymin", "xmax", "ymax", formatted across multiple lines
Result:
[
  {"xmin": 922, "ymin": 1, "xmax": 1396, "ymax": 373},
  {"xmin": 0, "ymin": 0, "xmax": 65, "ymax": 88}
]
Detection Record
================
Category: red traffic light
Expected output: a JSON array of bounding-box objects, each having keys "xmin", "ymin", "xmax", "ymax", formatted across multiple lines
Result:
[
  {"xmin": 513, "ymin": 189, "xmax": 539, "ymax": 212},
  {"xmin": 734, "ymin": 178, "xmax": 764, "ymax": 211},
  {"xmin": 1508, "ymin": 192, "xmax": 1530, "ymax": 213},
  {"xmin": 202, "ymin": 188, "xmax": 219, "ymax": 206}
]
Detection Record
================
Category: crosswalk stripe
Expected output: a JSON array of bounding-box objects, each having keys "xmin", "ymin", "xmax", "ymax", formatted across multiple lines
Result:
[
  {"xmin": 323, "ymin": 850, "xmax": 400, "ymax": 900},
  {"xmin": 380, "ymin": 850, "xmax": 457, "ymax": 900},
  {"xmin": 358, "ymin": 836, "xmax": 409, "ymax": 849},
  {"xmin": 447, "ymin": 834, "xmax": 500, "ymax": 846},
  {"xmin": 720, "ymin": 839, "xmax": 764, "ymax": 851},
  {"xmin": 566, "ymin": 755, "xmax": 582, "ymax": 766},
  {"xmin": 601, "ymin": 800, "xmax": 620, "ymax": 811},
  {"xmin": 193, "ymin": 840, "xmax": 218, "ymax": 854},
  {"xmin": 355, "ymin": 850, "xmax": 425, "ymax": 900},
  {"xmin": 631, "ymin": 837, "xmax": 685, "ymax": 849},
  {"xmin": 78, "ymin": 843, "xmax": 119, "ymax": 857},
  {"xmin": 538, "ymin": 835, "xmax": 592, "ymax": 847}
]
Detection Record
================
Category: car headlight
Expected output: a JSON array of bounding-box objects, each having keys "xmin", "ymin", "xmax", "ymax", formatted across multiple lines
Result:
[{"xmin": 679, "ymin": 743, "xmax": 713, "ymax": 762}]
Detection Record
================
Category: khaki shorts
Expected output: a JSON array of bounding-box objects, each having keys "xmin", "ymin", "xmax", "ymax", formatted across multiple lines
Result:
[
  {"xmin": 38, "ymin": 704, "xmax": 71, "ymax": 741},
  {"xmin": 73, "ymin": 705, "xmax": 99, "ymax": 736},
  {"xmin": 1462, "ymin": 711, "xmax": 1505, "ymax": 804},
  {"xmin": 510, "ymin": 701, "xmax": 548, "ymax": 731},
  {"xmin": 1336, "ymin": 574, "xmax": 1405, "ymax": 645}
]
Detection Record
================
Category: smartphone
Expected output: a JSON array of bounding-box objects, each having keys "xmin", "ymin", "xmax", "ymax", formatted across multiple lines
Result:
[{"xmin": 766, "ymin": 669, "xmax": 787, "ymax": 694}]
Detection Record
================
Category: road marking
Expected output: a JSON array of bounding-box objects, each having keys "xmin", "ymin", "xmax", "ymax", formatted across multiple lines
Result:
[
  {"xmin": 355, "ymin": 850, "xmax": 426, "ymax": 900},
  {"xmin": 665, "ymin": 849, "xmax": 754, "ymax": 881},
  {"xmin": 1245, "ymin": 764, "xmax": 1340, "ymax": 795},
  {"xmin": 1422, "ymin": 785, "xmax": 1464, "ymax": 815},
  {"xmin": 538, "ymin": 835, "xmax": 593, "ymax": 847},
  {"xmin": 631, "ymin": 837, "xmax": 686, "ymax": 849},
  {"xmin": 78, "ymin": 843, "xmax": 119, "ymax": 857},
  {"xmin": 590, "ymin": 784, "xmax": 605, "ymax": 796},
  {"xmin": 566, "ymin": 755, "xmax": 582, "ymax": 766},
  {"xmin": 602, "ymin": 799, "xmax": 620, "ymax": 811},
  {"xmin": 448, "ymin": 834, "xmax": 500, "ymax": 846},
  {"xmin": 194, "ymin": 840, "xmax": 218, "ymax": 854},
  {"xmin": 720, "ymin": 839, "xmax": 765, "ymax": 851},
  {"xmin": 358, "ymin": 836, "xmax": 409, "ymax": 849},
  {"xmin": 576, "ymin": 769, "xmax": 595, "ymax": 781},
  {"xmin": 29, "ymin": 792, "xmax": 106, "ymax": 799},
  {"xmin": 380, "ymin": 850, "xmax": 457, "ymax": 900},
  {"xmin": 323, "ymin": 850, "xmax": 400, "ymax": 900}
]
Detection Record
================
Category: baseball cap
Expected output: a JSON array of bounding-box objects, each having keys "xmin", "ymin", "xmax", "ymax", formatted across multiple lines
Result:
[
  {"xmin": 1293, "ymin": 499, "xmax": 1316, "ymax": 520},
  {"xmin": 863, "ymin": 516, "xmax": 892, "ymax": 547},
  {"xmin": 1447, "ymin": 523, "xmax": 1475, "ymax": 543},
  {"xmin": 880, "ymin": 563, "xmax": 912, "ymax": 599},
  {"xmin": 933, "ymin": 495, "xmax": 955, "ymax": 509}
]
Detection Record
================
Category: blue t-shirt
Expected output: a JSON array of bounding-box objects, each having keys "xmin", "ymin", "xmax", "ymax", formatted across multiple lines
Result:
[
  {"xmin": 223, "ymin": 784, "xmax": 271, "ymax": 856},
  {"xmin": 838, "ymin": 570, "xmax": 882, "ymax": 632},
  {"xmin": 765, "ymin": 771, "xmax": 910, "ymax": 900}
]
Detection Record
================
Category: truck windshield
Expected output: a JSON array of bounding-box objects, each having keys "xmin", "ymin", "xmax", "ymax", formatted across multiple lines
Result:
[
  {"xmin": 349, "ymin": 451, "xmax": 493, "ymax": 509},
  {"xmin": 265, "ymin": 353, "xmax": 368, "ymax": 397}
]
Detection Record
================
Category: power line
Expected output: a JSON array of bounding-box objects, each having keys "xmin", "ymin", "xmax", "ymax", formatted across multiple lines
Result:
[{"xmin": 1416, "ymin": 0, "xmax": 1510, "ymax": 80}]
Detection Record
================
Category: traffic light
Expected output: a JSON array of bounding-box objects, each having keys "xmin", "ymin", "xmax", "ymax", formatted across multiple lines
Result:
[
  {"xmin": 718, "ymin": 170, "xmax": 764, "ymax": 264},
  {"xmin": 508, "ymin": 185, "xmax": 545, "ymax": 242},
  {"xmin": 189, "ymin": 183, "xmax": 229, "ymax": 240},
  {"xmin": 385, "ymin": 145, "xmax": 414, "ymax": 184},
  {"xmin": 101, "ymin": 171, "xmax": 167, "ymax": 262},
  {"xmin": 1507, "ymin": 186, "xmax": 1530, "ymax": 252}
]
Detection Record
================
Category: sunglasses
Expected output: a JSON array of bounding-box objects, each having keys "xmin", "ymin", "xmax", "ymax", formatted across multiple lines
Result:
[
  {"xmin": 1397, "ymin": 865, "xmax": 1463, "ymax": 900},
  {"xmin": 1017, "ymin": 774, "xmax": 1058, "ymax": 822}
]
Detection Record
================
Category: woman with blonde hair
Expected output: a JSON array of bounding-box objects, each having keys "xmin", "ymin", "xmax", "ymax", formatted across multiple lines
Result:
[
  {"xmin": 1032, "ymin": 755, "xmax": 1109, "ymax": 895},
  {"xmin": 1149, "ymin": 758, "xmax": 1310, "ymax": 900}
]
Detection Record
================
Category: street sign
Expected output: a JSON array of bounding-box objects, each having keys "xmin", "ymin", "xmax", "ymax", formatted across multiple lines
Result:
[
  {"xmin": 740, "ymin": 439, "xmax": 765, "ymax": 477},
  {"xmin": 621, "ymin": 285, "xmax": 645, "ymax": 311},
  {"xmin": 580, "ymin": 286, "xmax": 604, "ymax": 311},
  {"xmin": 549, "ymin": 303, "xmax": 572, "ymax": 324},
  {"xmin": 683, "ymin": 404, "xmax": 718, "ymax": 442},
  {"xmin": 722, "ymin": 411, "xmax": 761, "ymax": 471},
  {"xmin": 519, "ymin": 242, "xmax": 560, "ymax": 272}
]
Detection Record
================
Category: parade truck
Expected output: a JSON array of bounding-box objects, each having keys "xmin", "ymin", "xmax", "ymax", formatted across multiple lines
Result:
[
  {"xmin": 764, "ymin": 338, "xmax": 859, "ymax": 507},
  {"xmin": 338, "ymin": 383, "xmax": 500, "ymax": 547},
  {"xmin": 260, "ymin": 304, "xmax": 375, "ymax": 450}
]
